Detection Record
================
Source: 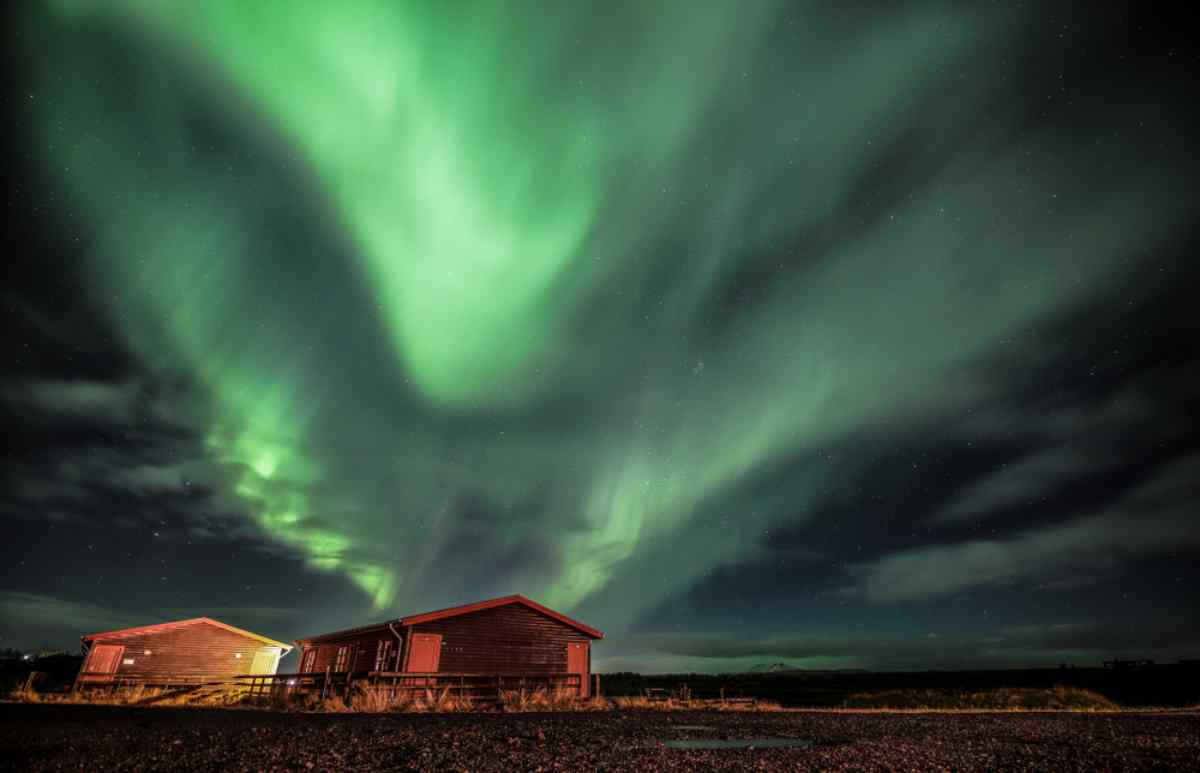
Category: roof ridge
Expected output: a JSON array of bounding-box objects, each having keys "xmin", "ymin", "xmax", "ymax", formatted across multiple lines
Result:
[
  {"xmin": 294, "ymin": 595, "xmax": 604, "ymax": 645},
  {"xmin": 81, "ymin": 616, "xmax": 292, "ymax": 651},
  {"xmin": 400, "ymin": 594, "xmax": 604, "ymax": 639}
]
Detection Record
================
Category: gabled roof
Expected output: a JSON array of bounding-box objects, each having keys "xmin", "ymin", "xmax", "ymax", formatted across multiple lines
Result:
[
  {"xmin": 295, "ymin": 594, "xmax": 604, "ymax": 645},
  {"xmin": 400, "ymin": 595, "xmax": 605, "ymax": 639},
  {"xmin": 295, "ymin": 619, "xmax": 398, "ymax": 645},
  {"xmin": 81, "ymin": 617, "xmax": 292, "ymax": 651}
]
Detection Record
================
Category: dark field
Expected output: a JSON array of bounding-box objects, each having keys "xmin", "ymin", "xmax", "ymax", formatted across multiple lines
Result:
[
  {"xmin": 3, "ymin": 703, "xmax": 1198, "ymax": 772},
  {"xmin": 602, "ymin": 664, "xmax": 1200, "ymax": 708}
]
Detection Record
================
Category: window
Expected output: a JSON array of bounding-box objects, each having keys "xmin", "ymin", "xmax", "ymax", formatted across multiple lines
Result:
[
  {"xmin": 374, "ymin": 639, "xmax": 393, "ymax": 672},
  {"xmin": 334, "ymin": 645, "xmax": 349, "ymax": 672},
  {"xmin": 301, "ymin": 648, "xmax": 317, "ymax": 673}
]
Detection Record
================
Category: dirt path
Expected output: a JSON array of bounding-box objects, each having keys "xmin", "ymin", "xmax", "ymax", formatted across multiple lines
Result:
[{"xmin": 3, "ymin": 703, "xmax": 1198, "ymax": 771}]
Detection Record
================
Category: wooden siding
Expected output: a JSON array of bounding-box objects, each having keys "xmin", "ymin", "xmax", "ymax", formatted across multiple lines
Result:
[
  {"xmin": 407, "ymin": 602, "xmax": 589, "ymax": 675},
  {"xmin": 84, "ymin": 620, "xmax": 284, "ymax": 681}
]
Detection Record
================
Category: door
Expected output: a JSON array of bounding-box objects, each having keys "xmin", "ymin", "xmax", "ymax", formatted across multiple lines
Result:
[
  {"xmin": 249, "ymin": 648, "xmax": 280, "ymax": 675},
  {"xmin": 405, "ymin": 633, "xmax": 442, "ymax": 673},
  {"xmin": 80, "ymin": 644, "xmax": 123, "ymax": 682},
  {"xmin": 567, "ymin": 641, "xmax": 589, "ymax": 697}
]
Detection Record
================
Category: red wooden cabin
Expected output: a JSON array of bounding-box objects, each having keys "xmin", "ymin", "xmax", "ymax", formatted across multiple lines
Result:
[
  {"xmin": 75, "ymin": 617, "xmax": 292, "ymax": 687},
  {"xmin": 293, "ymin": 595, "xmax": 604, "ymax": 696}
]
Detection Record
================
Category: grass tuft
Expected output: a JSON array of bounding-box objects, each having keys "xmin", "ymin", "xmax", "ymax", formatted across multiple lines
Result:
[{"xmin": 499, "ymin": 686, "xmax": 580, "ymax": 712}]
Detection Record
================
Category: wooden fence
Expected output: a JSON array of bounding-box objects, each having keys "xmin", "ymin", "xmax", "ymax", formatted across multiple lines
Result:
[
  {"xmin": 75, "ymin": 670, "xmax": 586, "ymax": 704},
  {"xmin": 75, "ymin": 673, "xmax": 243, "ymax": 689},
  {"xmin": 235, "ymin": 671, "xmax": 583, "ymax": 701}
]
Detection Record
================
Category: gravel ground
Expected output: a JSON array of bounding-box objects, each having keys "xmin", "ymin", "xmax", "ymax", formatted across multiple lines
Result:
[{"xmin": 2, "ymin": 703, "xmax": 1197, "ymax": 771}]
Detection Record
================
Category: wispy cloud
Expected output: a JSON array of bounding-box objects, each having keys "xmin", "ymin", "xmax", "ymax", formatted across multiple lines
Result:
[
  {"xmin": 845, "ymin": 455, "xmax": 1200, "ymax": 603},
  {"xmin": 0, "ymin": 591, "xmax": 142, "ymax": 649},
  {"xmin": 930, "ymin": 445, "xmax": 1101, "ymax": 525},
  {"xmin": 932, "ymin": 374, "xmax": 1188, "ymax": 527},
  {"xmin": 602, "ymin": 615, "xmax": 1200, "ymax": 672},
  {"xmin": 3, "ymin": 379, "xmax": 143, "ymax": 427}
]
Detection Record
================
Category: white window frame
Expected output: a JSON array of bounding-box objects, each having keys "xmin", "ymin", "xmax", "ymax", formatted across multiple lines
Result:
[{"xmin": 373, "ymin": 639, "xmax": 392, "ymax": 672}]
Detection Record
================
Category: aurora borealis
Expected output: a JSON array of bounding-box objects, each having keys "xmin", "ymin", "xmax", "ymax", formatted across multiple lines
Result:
[{"xmin": 3, "ymin": 1, "xmax": 1199, "ymax": 671}]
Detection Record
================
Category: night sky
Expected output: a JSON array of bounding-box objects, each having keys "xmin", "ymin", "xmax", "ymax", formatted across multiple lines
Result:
[{"xmin": 4, "ymin": 1, "xmax": 1198, "ymax": 673}]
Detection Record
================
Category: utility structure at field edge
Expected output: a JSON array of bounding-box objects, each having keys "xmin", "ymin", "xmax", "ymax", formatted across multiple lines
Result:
[
  {"xmin": 294, "ymin": 594, "xmax": 604, "ymax": 697},
  {"xmin": 75, "ymin": 617, "xmax": 292, "ymax": 688}
]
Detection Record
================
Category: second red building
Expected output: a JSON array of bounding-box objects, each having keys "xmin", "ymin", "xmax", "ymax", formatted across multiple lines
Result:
[{"xmin": 293, "ymin": 594, "xmax": 604, "ymax": 696}]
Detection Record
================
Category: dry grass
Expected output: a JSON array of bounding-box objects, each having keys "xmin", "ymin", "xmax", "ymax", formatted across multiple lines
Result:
[
  {"xmin": 842, "ymin": 686, "xmax": 1119, "ymax": 711},
  {"xmin": 497, "ymin": 686, "xmax": 605, "ymax": 712},
  {"xmin": 407, "ymin": 686, "xmax": 477, "ymax": 713},
  {"xmin": 10, "ymin": 685, "xmax": 483, "ymax": 713},
  {"xmin": 15, "ymin": 685, "xmax": 161, "ymax": 706},
  {"xmin": 350, "ymin": 685, "xmax": 398, "ymax": 713},
  {"xmin": 12, "ymin": 683, "xmax": 1145, "ymax": 714},
  {"xmin": 609, "ymin": 695, "xmax": 784, "ymax": 711},
  {"xmin": 316, "ymin": 685, "xmax": 478, "ymax": 713},
  {"xmin": 11, "ymin": 684, "xmax": 260, "ymax": 708}
]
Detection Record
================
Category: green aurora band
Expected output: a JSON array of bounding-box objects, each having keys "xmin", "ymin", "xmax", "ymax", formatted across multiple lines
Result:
[{"xmin": 17, "ymin": 1, "xmax": 1194, "ymax": 626}]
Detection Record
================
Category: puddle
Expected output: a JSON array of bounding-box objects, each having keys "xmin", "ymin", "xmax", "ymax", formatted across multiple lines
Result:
[{"xmin": 662, "ymin": 738, "xmax": 814, "ymax": 750}]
